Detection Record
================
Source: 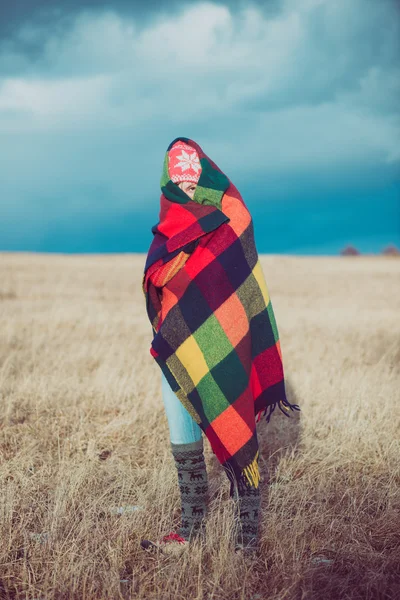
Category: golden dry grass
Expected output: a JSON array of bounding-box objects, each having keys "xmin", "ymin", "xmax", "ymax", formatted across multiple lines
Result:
[{"xmin": 0, "ymin": 252, "xmax": 399, "ymax": 600}]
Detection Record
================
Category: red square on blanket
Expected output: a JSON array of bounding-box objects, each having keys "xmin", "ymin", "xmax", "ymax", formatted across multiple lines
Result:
[
  {"xmin": 250, "ymin": 363, "xmax": 262, "ymax": 399},
  {"xmin": 231, "ymin": 386, "xmax": 255, "ymax": 432},
  {"xmin": 185, "ymin": 247, "xmax": 216, "ymax": 279},
  {"xmin": 159, "ymin": 204, "xmax": 198, "ymax": 238},
  {"xmin": 169, "ymin": 267, "xmax": 192, "ymax": 303},
  {"xmin": 168, "ymin": 221, "xmax": 204, "ymax": 252},
  {"xmin": 206, "ymin": 223, "xmax": 237, "ymax": 258},
  {"xmin": 253, "ymin": 343, "xmax": 283, "ymax": 389}
]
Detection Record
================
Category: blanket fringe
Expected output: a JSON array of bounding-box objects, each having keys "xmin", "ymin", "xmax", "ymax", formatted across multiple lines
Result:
[
  {"xmin": 242, "ymin": 450, "xmax": 260, "ymax": 488},
  {"xmin": 256, "ymin": 398, "xmax": 301, "ymax": 424}
]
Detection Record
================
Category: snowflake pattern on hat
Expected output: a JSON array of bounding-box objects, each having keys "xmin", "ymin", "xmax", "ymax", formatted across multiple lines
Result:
[
  {"xmin": 168, "ymin": 142, "xmax": 202, "ymax": 184},
  {"xmin": 175, "ymin": 150, "xmax": 201, "ymax": 174}
]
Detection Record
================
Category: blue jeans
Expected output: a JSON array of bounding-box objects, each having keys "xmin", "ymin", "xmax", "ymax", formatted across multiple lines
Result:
[{"xmin": 161, "ymin": 372, "xmax": 203, "ymax": 445}]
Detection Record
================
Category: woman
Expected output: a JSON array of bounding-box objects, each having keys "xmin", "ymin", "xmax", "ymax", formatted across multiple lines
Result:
[{"xmin": 141, "ymin": 138, "xmax": 300, "ymax": 556}]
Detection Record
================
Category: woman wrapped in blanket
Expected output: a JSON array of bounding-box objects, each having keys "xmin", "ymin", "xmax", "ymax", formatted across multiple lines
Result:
[{"xmin": 141, "ymin": 138, "xmax": 300, "ymax": 557}]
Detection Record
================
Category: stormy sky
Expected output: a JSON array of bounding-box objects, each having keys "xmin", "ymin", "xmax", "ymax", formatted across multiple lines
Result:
[{"xmin": 0, "ymin": 0, "xmax": 399, "ymax": 254}]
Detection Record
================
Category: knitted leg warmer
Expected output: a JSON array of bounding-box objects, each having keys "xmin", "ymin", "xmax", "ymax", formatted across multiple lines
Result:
[
  {"xmin": 236, "ymin": 477, "xmax": 261, "ymax": 548},
  {"xmin": 170, "ymin": 437, "xmax": 209, "ymax": 541},
  {"xmin": 223, "ymin": 463, "xmax": 261, "ymax": 549}
]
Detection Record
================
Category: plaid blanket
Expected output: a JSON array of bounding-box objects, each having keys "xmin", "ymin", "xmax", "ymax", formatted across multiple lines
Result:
[{"xmin": 143, "ymin": 138, "xmax": 300, "ymax": 489}]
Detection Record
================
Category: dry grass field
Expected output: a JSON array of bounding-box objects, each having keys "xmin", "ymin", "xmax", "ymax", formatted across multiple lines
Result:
[{"xmin": 0, "ymin": 252, "xmax": 399, "ymax": 600}]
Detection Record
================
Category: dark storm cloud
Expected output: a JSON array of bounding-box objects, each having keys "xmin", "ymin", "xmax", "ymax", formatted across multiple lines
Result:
[
  {"xmin": 1, "ymin": 0, "xmax": 168, "ymax": 36},
  {"xmin": 0, "ymin": 0, "xmax": 281, "ymax": 39}
]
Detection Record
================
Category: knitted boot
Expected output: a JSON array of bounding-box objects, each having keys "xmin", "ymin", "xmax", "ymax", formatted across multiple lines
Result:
[
  {"xmin": 222, "ymin": 463, "xmax": 261, "ymax": 551},
  {"xmin": 170, "ymin": 437, "xmax": 209, "ymax": 542}
]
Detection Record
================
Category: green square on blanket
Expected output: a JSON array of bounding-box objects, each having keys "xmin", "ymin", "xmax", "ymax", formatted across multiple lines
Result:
[
  {"xmin": 193, "ymin": 315, "xmax": 233, "ymax": 369},
  {"xmin": 197, "ymin": 373, "xmax": 230, "ymax": 423}
]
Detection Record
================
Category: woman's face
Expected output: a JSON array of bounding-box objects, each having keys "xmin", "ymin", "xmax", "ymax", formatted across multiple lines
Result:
[{"xmin": 178, "ymin": 181, "xmax": 197, "ymax": 199}]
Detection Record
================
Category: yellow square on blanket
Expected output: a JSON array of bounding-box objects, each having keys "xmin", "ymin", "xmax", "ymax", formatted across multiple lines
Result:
[
  {"xmin": 252, "ymin": 261, "xmax": 270, "ymax": 306},
  {"xmin": 175, "ymin": 335, "xmax": 209, "ymax": 386}
]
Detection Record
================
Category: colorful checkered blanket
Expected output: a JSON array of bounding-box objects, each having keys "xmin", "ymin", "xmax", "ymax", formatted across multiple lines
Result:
[{"xmin": 143, "ymin": 138, "xmax": 300, "ymax": 489}]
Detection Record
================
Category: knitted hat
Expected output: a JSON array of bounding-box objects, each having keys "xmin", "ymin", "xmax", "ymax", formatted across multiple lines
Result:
[{"xmin": 168, "ymin": 141, "xmax": 202, "ymax": 184}]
